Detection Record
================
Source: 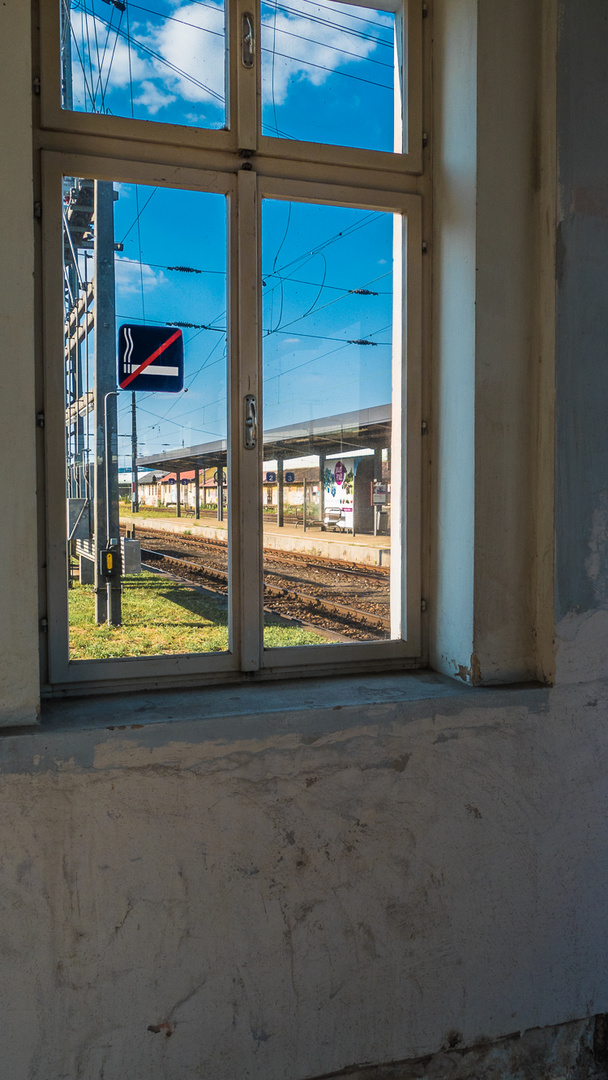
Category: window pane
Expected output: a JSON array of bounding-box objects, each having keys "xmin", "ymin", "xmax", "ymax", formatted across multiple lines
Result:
[
  {"xmin": 60, "ymin": 0, "xmax": 226, "ymax": 130},
  {"xmin": 262, "ymin": 199, "xmax": 398, "ymax": 648},
  {"xmin": 261, "ymin": 0, "xmax": 398, "ymax": 152},
  {"xmin": 63, "ymin": 178, "xmax": 229, "ymax": 659}
]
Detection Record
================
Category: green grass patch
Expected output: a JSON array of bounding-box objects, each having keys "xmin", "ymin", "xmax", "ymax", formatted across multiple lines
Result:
[{"xmin": 69, "ymin": 571, "xmax": 327, "ymax": 659}]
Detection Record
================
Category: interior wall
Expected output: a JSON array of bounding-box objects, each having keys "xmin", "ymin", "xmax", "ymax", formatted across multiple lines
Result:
[
  {"xmin": 473, "ymin": 0, "xmax": 540, "ymax": 683},
  {"xmin": 1, "ymin": 1, "xmax": 608, "ymax": 1077},
  {"xmin": 554, "ymin": 0, "xmax": 608, "ymax": 683},
  {"xmin": 0, "ymin": 0, "xmax": 39, "ymax": 726},
  {"xmin": 3, "ymin": 676, "xmax": 608, "ymax": 1080},
  {"xmin": 429, "ymin": 0, "xmax": 477, "ymax": 679},
  {"xmin": 431, "ymin": 0, "xmax": 546, "ymax": 685}
]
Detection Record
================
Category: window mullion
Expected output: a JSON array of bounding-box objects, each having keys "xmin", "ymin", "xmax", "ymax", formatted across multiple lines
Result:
[
  {"xmin": 234, "ymin": 0, "xmax": 259, "ymax": 152},
  {"xmin": 233, "ymin": 168, "xmax": 263, "ymax": 670}
]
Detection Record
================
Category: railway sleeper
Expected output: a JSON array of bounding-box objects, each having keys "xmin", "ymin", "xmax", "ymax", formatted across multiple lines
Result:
[{"xmin": 142, "ymin": 548, "xmax": 388, "ymax": 633}]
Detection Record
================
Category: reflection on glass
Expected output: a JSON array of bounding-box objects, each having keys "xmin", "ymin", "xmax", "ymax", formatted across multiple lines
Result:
[
  {"xmin": 262, "ymin": 199, "xmax": 397, "ymax": 648},
  {"xmin": 60, "ymin": 0, "xmax": 226, "ymax": 129},
  {"xmin": 261, "ymin": 0, "xmax": 397, "ymax": 152},
  {"xmin": 64, "ymin": 178, "xmax": 228, "ymax": 659}
]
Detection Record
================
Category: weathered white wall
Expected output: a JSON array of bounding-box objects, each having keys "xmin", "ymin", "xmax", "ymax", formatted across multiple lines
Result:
[
  {"xmin": 430, "ymin": 0, "xmax": 476, "ymax": 679},
  {"xmin": 431, "ymin": 0, "xmax": 549, "ymax": 685},
  {"xmin": 554, "ymin": 0, "xmax": 608, "ymax": 684},
  {"xmin": 1, "ymin": 1, "xmax": 608, "ymax": 1077},
  {"xmin": 3, "ymin": 674, "xmax": 608, "ymax": 1080},
  {"xmin": 0, "ymin": 1, "xmax": 40, "ymax": 725}
]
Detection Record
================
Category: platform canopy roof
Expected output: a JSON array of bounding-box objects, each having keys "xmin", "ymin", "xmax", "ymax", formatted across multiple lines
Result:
[{"xmin": 137, "ymin": 404, "xmax": 391, "ymax": 476}]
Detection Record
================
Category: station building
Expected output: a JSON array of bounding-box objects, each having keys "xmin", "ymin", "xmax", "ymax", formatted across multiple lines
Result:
[{"xmin": 3, "ymin": 4, "xmax": 608, "ymax": 1080}]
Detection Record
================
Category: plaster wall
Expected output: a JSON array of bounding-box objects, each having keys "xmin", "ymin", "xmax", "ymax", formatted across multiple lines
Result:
[
  {"xmin": 3, "ymin": 674, "xmax": 608, "ymax": 1080},
  {"xmin": 473, "ymin": 0, "xmax": 540, "ymax": 683},
  {"xmin": 554, "ymin": 0, "xmax": 608, "ymax": 682},
  {"xmin": 431, "ymin": 0, "xmax": 544, "ymax": 685},
  {"xmin": 430, "ymin": 0, "xmax": 476, "ymax": 678},
  {"xmin": 0, "ymin": 1, "xmax": 40, "ymax": 726},
  {"xmin": 1, "ymin": 2, "xmax": 608, "ymax": 1077}
]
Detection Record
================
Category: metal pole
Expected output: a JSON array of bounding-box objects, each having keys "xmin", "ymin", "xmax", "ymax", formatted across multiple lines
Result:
[
  {"xmin": 303, "ymin": 478, "xmax": 307, "ymax": 533},
  {"xmin": 60, "ymin": 0, "xmax": 74, "ymax": 110},
  {"xmin": 318, "ymin": 453, "xmax": 325, "ymax": 525},
  {"xmin": 217, "ymin": 464, "xmax": 224, "ymax": 522},
  {"xmin": 93, "ymin": 180, "xmax": 120, "ymax": 625},
  {"xmin": 195, "ymin": 467, "xmax": 200, "ymax": 519},
  {"xmin": 131, "ymin": 391, "xmax": 139, "ymax": 512},
  {"xmin": 176, "ymin": 471, "xmax": 181, "ymax": 517},
  {"xmin": 277, "ymin": 458, "xmax": 284, "ymax": 527},
  {"xmin": 104, "ymin": 390, "xmax": 122, "ymax": 626}
]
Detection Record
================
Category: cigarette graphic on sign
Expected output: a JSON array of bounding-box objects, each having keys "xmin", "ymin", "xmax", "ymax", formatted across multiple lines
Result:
[{"xmin": 118, "ymin": 324, "xmax": 184, "ymax": 393}]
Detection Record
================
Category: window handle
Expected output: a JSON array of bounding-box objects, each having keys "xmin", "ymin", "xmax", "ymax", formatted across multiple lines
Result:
[
  {"xmin": 244, "ymin": 394, "xmax": 257, "ymax": 448},
  {"xmin": 242, "ymin": 12, "xmax": 255, "ymax": 68}
]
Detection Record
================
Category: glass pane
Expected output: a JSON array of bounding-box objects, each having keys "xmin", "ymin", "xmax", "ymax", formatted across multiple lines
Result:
[
  {"xmin": 261, "ymin": 0, "xmax": 398, "ymax": 152},
  {"xmin": 63, "ymin": 178, "xmax": 229, "ymax": 659},
  {"xmin": 60, "ymin": 0, "xmax": 226, "ymax": 130},
  {"xmin": 262, "ymin": 199, "xmax": 398, "ymax": 648}
]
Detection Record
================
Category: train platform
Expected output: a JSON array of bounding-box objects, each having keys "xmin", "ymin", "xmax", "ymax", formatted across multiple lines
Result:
[{"xmin": 121, "ymin": 512, "xmax": 391, "ymax": 568}]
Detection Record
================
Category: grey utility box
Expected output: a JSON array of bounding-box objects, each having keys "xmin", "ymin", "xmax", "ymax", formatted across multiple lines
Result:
[
  {"xmin": 67, "ymin": 499, "xmax": 91, "ymax": 542},
  {"xmin": 121, "ymin": 538, "xmax": 142, "ymax": 575}
]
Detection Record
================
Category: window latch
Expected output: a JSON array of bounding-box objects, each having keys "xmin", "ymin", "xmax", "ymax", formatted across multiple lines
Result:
[
  {"xmin": 244, "ymin": 394, "xmax": 257, "ymax": 448},
  {"xmin": 242, "ymin": 12, "xmax": 255, "ymax": 68}
]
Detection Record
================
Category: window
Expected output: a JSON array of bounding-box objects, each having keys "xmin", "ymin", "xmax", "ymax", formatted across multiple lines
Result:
[{"xmin": 38, "ymin": 0, "xmax": 425, "ymax": 692}]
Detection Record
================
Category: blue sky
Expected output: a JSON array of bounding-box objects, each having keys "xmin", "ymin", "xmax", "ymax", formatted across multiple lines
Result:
[
  {"xmin": 66, "ymin": 0, "xmax": 395, "ymax": 150},
  {"xmin": 65, "ymin": 0, "xmax": 396, "ymax": 467}
]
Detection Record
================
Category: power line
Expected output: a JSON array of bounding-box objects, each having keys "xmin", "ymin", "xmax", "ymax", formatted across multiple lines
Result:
[
  {"xmin": 260, "ymin": 20, "xmax": 393, "ymax": 69},
  {"xmin": 260, "ymin": 45, "xmax": 392, "ymax": 90},
  {"xmin": 118, "ymin": 257, "xmax": 225, "ymax": 276},
  {"xmin": 126, "ymin": 2, "xmax": 225, "ymax": 40},
  {"xmin": 267, "ymin": 0, "xmax": 394, "ymax": 35},
  {"xmin": 119, "ymin": 187, "xmax": 157, "ymax": 245},
  {"xmin": 264, "ymin": 270, "xmax": 391, "ymax": 335},
  {"xmin": 117, "ymin": 255, "xmax": 391, "ymax": 294},
  {"xmin": 70, "ymin": 4, "xmax": 225, "ymax": 105},
  {"xmin": 72, "ymin": 1, "xmax": 389, "ymax": 110},
  {"xmin": 263, "ymin": 0, "xmax": 393, "ymax": 47}
]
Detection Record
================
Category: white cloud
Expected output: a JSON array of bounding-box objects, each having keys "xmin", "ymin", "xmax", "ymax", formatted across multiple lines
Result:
[
  {"xmin": 141, "ymin": 3, "xmax": 226, "ymax": 106},
  {"xmin": 69, "ymin": 0, "xmax": 388, "ymax": 118},
  {"xmin": 69, "ymin": 10, "xmax": 149, "ymax": 107},
  {"xmin": 133, "ymin": 79, "xmax": 177, "ymax": 115},
  {"xmin": 261, "ymin": 0, "xmax": 393, "ymax": 104},
  {"xmin": 69, "ymin": 5, "xmax": 221, "ymax": 113},
  {"xmin": 115, "ymin": 258, "xmax": 167, "ymax": 295}
]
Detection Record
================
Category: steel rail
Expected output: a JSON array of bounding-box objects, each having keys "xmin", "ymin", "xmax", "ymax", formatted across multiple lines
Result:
[{"xmin": 140, "ymin": 548, "xmax": 389, "ymax": 634}]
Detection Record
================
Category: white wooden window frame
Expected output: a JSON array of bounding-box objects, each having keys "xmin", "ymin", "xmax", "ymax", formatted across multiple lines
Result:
[
  {"xmin": 39, "ymin": 0, "xmax": 422, "ymax": 174},
  {"xmin": 36, "ymin": 0, "xmax": 425, "ymax": 694}
]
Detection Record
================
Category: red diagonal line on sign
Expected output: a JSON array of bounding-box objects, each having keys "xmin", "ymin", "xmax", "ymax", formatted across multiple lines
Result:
[{"xmin": 120, "ymin": 329, "xmax": 182, "ymax": 388}]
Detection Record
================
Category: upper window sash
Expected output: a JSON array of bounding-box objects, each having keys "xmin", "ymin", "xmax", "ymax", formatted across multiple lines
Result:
[{"xmin": 39, "ymin": 0, "xmax": 423, "ymax": 174}]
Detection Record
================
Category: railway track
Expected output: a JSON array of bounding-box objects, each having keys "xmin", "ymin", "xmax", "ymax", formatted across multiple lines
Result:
[
  {"xmin": 139, "ymin": 542, "xmax": 390, "ymax": 641},
  {"xmin": 126, "ymin": 524, "xmax": 389, "ymax": 582}
]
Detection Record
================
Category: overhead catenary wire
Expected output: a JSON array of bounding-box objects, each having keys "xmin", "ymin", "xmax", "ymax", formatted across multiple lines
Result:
[
  {"xmin": 108, "ymin": 181, "xmax": 391, "ymax": 447},
  {"xmin": 118, "ymin": 255, "xmax": 390, "ymax": 294},
  {"xmin": 266, "ymin": 0, "xmax": 394, "ymax": 38},
  {"xmin": 119, "ymin": 187, "xmax": 157, "ymax": 245},
  {"xmin": 71, "ymin": 0, "xmax": 390, "ymax": 113},
  {"xmin": 260, "ymin": 19, "xmax": 393, "ymax": 69},
  {"xmin": 70, "ymin": 2, "xmax": 225, "ymax": 106},
  {"xmin": 63, "ymin": 7, "xmax": 395, "ymax": 464}
]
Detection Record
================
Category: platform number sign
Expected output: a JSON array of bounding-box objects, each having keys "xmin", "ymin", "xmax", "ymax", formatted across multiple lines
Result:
[{"xmin": 118, "ymin": 324, "xmax": 184, "ymax": 393}]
